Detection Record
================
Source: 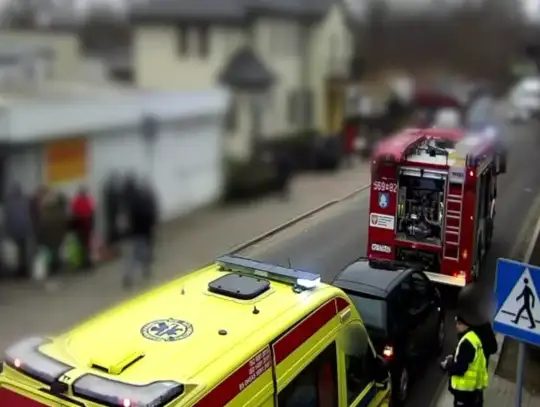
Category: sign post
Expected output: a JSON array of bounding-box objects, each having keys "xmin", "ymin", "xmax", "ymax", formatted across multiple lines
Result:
[{"xmin": 493, "ymin": 258, "xmax": 540, "ymax": 406}]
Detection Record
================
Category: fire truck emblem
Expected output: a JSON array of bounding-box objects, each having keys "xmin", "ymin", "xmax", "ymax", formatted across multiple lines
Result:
[
  {"xmin": 371, "ymin": 214, "xmax": 378, "ymax": 224},
  {"xmin": 378, "ymin": 192, "xmax": 389, "ymax": 209}
]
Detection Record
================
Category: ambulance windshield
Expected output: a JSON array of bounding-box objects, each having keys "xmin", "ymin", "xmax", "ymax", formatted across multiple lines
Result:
[{"xmin": 396, "ymin": 173, "xmax": 445, "ymax": 245}]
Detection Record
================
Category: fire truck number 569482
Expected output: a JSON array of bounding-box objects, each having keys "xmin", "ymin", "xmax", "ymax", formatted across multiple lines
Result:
[
  {"xmin": 373, "ymin": 181, "xmax": 398, "ymax": 193},
  {"xmin": 368, "ymin": 127, "xmax": 506, "ymax": 287}
]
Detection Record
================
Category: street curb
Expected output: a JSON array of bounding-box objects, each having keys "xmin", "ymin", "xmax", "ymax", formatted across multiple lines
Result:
[{"xmin": 230, "ymin": 184, "xmax": 370, "ymax": 254}]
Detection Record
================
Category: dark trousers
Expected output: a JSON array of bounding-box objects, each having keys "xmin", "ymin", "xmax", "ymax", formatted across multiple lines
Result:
[
  {"xmin": 45, "ymin": 243, "xmax": 61, "ymax": 275},
  {"xmin": 453, "ymin": 390, "xmax": 483, "ymax": 407},
  {"xmin": 75, "ymin": 230, "xmax": 92, "ymax": 269},
  {"xmin": 14, "ymin": 237, "xmax": 28, "ymax": 278}
]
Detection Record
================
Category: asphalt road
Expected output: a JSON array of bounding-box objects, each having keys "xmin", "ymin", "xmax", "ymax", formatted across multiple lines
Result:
[{"xmin": 240, "ymin": 118, "xmax": 540, "ymax": 407}]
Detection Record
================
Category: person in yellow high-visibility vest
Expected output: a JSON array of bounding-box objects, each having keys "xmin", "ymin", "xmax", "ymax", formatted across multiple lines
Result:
[{"xmin": 440, "ymin": 313, "xmax": 489, "ymax": 407}]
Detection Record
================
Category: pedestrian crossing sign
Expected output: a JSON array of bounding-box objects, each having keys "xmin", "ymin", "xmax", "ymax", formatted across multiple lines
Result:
[{"xmin": 493, "ymin": 258, "xmax": 540, "ymax": 346}]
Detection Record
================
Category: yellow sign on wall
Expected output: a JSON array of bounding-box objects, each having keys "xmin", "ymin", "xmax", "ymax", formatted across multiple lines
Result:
[{"xmin": 45, "ymin": 138, "xmax": 88, "ymax": 185}]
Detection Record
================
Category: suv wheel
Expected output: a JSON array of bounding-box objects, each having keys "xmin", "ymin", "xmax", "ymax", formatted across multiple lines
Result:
[{"xmin": 396, "ymin": 367, "xmax": 409, "ymax": 402}]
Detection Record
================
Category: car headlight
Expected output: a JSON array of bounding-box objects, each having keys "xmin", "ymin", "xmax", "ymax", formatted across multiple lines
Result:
[
  {"xmin": 4, "ymin": 336, "xmax": 72, "ymax": 384},
  {"xmin": 72, "ymin": 374, "xmax": 184, "ymax": 407}
]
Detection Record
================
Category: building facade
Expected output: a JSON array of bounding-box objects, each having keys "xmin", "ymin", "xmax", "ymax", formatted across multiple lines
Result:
[{"xmin": 131, "ymin": 0, "xmax": 353, "ymax": 160}]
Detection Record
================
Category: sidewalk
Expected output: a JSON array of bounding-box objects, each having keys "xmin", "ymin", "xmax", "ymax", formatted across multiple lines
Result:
[{"xmin": 0, "ymin": 165, "xmax": 370, "ymax": 351}]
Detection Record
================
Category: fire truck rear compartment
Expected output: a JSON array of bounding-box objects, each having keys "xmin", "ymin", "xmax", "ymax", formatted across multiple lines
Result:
[
  {"xmin": 395, "ymin": 245, "xmax": 440, "ymax": 273},
  {"xmin": 396, "ymin": 174, "xmax": 445, "ymax": 246}
]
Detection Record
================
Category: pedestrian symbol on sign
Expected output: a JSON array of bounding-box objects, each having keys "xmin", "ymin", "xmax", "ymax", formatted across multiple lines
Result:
[
  {"xmin": 494, "ymin": 266, "xmax": 540, "ymax": 337},
  {"xmin": 512, "ymin": 278, "xmax": 536, "ymax": 329}
]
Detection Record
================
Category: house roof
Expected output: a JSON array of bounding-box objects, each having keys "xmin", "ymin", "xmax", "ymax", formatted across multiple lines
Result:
[
  {"xmin": 0, "ymin": 81, "xmax": 229, "ymax": 142},
  {"xmin": 131, "ymin": 0, "xmax": 338, "ymax": 24},
  {"xmin": 218, "ymin": 46, "xmax": 275, "ymax": 90}
]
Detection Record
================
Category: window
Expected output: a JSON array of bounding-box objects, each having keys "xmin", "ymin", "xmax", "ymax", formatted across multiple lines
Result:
[
  {"xmin": 300, "ymin": 90, "xmax": 314, "ymax": 128},
  {"xmin": 177, "ymin": 26, "xmax": 189, "ymax": 55},
  {"xmin": 400, "ymin": 276, "xmax": 429, "ymax": 314},
  {"xmin": 278, "ymin": 342, "xmax": 338, "ymax": 407},
  {"xmin": 341, "ymin": 323, "xmax": 376, "ymax": 405},
  {"xmin": 287, "ymin": 91, "xmax": 298, "ymax": 125},
  {"xmin": 287, "ymin": 89, "xmax": 313, "ymax": 127},
  {"xmin": 198, "ymin": 25, "xmax": 209, "ymax": 57},
  {"xmin": 410, "ymin": 272, "xmax": 431, "ymax": 297},
  {"xmin": 225, "ymin": 99, "xmax": 238, "ymax": 132},
  {"xmin": 347, "ymin": 293, "xmax": 387, "ymax": 331}
]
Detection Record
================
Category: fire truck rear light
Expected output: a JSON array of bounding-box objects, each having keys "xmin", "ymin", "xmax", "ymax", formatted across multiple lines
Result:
[
  {"xmin": 469, "ymin": 170, "xmax": 474, "ymax": 177},
  {"xmin": 462, "ymin": 250, "xmax": 468, "ymax": 260},
  {"xmin": 72, "ymin": 374, "xmax": 184, "ymax": 407},
  {"xmin": 4, "ymin": 337, "xmax": 71, "ymax": 385},
  {"xmin": 452, "ymin": 271, "xmax": 466, "ymax": 279}
]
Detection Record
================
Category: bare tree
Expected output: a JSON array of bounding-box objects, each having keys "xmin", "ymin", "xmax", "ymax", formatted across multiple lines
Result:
[{"xmin": 353, "ymin": 0, "xmax": 526, "ymax": 86}]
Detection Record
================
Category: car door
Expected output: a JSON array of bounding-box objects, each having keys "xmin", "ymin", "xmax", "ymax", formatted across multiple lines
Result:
[
  {"xmin": 409, "ymin": 272, "xmax": 440, "ymax": 352},
  {"xmin": 392, "ymin": 277, "xmax": 424, "ymax": 362},
  {"xmin": 339, "ymin": 321, "xmax": 391, "ymax": 407}
]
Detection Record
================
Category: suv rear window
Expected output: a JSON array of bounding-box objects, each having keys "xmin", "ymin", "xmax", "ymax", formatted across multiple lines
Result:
[{"xmin": 346, "ymin": 293, "xmax": 387, "ymax": 331}]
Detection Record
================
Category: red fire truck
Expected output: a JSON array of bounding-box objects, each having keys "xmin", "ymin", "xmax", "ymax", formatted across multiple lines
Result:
[{"xmin": 367, "ymin": 127, "xmax": 506, "ymax": 286}]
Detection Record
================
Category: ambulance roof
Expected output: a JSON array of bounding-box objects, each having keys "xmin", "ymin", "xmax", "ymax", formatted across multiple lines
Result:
[{"xmin": 36, "ymin": 256, "xmax": 344, "ymax": 401}]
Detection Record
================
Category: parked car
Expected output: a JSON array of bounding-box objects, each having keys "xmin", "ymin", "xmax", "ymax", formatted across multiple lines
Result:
[
  {"xmin": 332, "ymin": 258, "xmax": 445, "ymax": 404},
  {"xmin": 507, "ymin": 77, "xmax": 540, "ymax": 122}
]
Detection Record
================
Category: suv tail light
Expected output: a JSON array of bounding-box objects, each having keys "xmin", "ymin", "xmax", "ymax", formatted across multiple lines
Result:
[
  {"xmin": 382, "ymin": 345, "xmax": 394, "ymax": 360},
  {"xmin": 72, "ymin": 374, "xmax": 184, "ymax": 407},
  {"xmin": 4, "ymin": 337, "xmax": 71, "ymax": 385}
]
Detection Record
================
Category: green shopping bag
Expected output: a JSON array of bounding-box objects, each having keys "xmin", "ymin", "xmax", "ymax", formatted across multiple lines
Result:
[{"xmin": 61, "ymin": 233, "xmax": 82, "ymax": 270}]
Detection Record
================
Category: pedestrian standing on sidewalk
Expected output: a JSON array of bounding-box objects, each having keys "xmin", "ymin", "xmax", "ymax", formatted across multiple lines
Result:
[
  {"xmin": 123, "ymin": 181, "xmax": 158, "ymax": 288},
  {"xmin": 440, "ymin": 313, "xmax": 489, "ymax": 407},
  {"xmin": 37, "ymin": 190, "xmax": 68, "ymax": 275},
  {"xmin": 3, "ymin": 184, "xmax": 33, "ymax": 278},
  {"xmin": 71, "ymin": 186, "xmax": 95, "ymax": 270}
]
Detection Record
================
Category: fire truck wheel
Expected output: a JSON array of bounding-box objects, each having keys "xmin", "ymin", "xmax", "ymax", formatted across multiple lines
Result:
[
  {"xmin": 485, "ymin": 222, "xmax": 493, "ymax": 251},
  {"xmin": 471, "ymin": 246, "xmax": 483, "ymax": 281}
]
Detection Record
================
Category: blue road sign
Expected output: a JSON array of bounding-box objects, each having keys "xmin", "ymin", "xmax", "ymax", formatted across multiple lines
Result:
[{"xmin": 493, "ymin": 258, "xmax": 540, "ymax": 346}]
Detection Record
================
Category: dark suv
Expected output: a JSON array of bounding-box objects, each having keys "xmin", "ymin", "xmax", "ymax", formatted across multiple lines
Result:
[{"xmin": 333, "ymin": 259, "xmax": 445, "ymax": 404}]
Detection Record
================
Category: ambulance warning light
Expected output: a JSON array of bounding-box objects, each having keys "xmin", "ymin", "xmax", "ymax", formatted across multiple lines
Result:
[{"xmin": 216, "ymin": 255, "xmax": 321, "ymax": 290}]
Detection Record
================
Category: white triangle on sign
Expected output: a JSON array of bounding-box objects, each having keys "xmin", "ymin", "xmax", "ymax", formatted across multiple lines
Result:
[{"xmin": 494, "ymin": 268, "xmax": 540, "ymax": 334}]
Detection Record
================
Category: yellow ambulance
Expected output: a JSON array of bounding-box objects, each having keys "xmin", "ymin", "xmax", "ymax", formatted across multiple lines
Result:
[{"xmin": 0, "ymin": 255, "xmax": 392, "ymax": 407}]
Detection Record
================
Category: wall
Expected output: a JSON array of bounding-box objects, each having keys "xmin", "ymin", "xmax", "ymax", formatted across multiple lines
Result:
[
  {"xmin": 0, "ymin": 30, "xmax": 81, "ymax": 81},
  {"xmin": 308, "ymin": 5, "xmax": 353, "ymax": 133},
  {"xmin": 152, "ymin": 117, "xmax": 223, "ymax": 221},
  {"xmin": 134, "ymin": 25, "xmax": 247, "ymax": 91},
  {"xmin": 253, "ymin": 18, "xmax": 303, "ymax": 137}
]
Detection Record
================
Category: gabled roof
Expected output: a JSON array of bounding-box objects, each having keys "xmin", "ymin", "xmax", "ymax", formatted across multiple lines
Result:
[
  {"xmin": 218, "ymin": 46, "xmax": 275, "ymax": 90},
  {"xmin": 131, "ymin": 0, "xmax": 338, "ymax": 24}
]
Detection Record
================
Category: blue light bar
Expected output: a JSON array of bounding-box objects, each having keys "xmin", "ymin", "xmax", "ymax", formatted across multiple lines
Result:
[{"xmin": 216, "ymin": 255, "xmax": 321, "ymax": 287}]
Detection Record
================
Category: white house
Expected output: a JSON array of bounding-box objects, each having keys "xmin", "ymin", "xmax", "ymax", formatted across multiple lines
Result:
[{"xmin": 130, "ymin": 0, "xmax": 353, "ymax": 160}]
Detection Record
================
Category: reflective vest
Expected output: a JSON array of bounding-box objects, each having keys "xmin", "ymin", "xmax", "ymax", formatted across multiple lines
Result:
[{"xmin": 451, "ymin": 330, "xmax": 489, "ymax": 391}]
